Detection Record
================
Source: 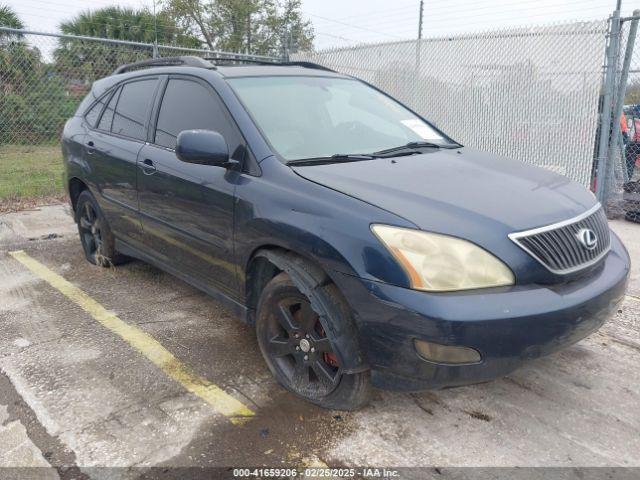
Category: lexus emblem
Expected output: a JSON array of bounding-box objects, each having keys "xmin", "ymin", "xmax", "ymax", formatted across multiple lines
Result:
[{"xmin": 577, "ymin": 228, "xmax": 598, "ymax": 251}]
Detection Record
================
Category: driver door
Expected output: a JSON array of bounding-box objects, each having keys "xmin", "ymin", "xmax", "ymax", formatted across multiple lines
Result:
[{"xmin": 137, "ymin": 75, "xmax": 243, "ymax": 298}]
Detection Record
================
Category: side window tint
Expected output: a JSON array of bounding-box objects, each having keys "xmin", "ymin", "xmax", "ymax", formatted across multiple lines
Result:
[
  {"xmin": 155, "ymin": 78, "xmax": 231, "ymax": 149},
  {"xmin": 111, "ymin": 78, "xmax": 157, "ymax": 141},
  {"xmin": 97, "ymin": 87, "xmax": 120, "ymax": 131},
  {"xmin": 84, "ymin": 95, "xmax": 108, "ymax": 127}
]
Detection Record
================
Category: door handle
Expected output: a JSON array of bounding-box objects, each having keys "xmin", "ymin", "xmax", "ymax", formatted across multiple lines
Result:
[
  {"xmin": 140, "ymin": 158, "xmax": 157, "ymax": 175},
  {"xmin": 86, "ymin": 140, "xmax": 96, "ymax": 155}
]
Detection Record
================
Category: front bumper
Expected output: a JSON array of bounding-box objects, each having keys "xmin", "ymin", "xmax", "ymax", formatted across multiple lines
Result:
[{"xmin": 331, "ymin": 232, "xmax": 630, "ymax": 391}]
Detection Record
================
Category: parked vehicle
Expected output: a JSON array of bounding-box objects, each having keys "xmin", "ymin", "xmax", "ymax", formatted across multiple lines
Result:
[{"xmin": 62, "ymin": 56, "xmax": 630, "ymax": 410}]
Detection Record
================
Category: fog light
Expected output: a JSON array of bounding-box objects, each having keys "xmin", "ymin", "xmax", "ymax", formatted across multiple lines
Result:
[{"xmin": 414, "ymin": 339, "xmax": 481, "ymax": 364}]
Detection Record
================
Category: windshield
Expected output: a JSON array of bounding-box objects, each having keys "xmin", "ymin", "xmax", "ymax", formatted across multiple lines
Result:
[{"xmin": 228, "ymin": 76, "xmax": 453, "ymax": 161}]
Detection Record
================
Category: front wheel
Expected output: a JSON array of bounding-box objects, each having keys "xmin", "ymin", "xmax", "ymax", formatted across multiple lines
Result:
[{"xmin": 256, "ymin": 272, "xmax": 371, "ymax": 410}]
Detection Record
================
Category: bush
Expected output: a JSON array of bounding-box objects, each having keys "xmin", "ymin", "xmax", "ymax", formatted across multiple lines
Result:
[{"xmin": 0, "ymin": 41, "xmax": 81, "ymax": 144}]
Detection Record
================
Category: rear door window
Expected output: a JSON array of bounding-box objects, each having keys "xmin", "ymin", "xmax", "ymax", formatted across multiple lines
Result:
[
  {"xmin": 154, "ymin": 78, "xmax": 233, "ymax": 149},
  {"xmin": 111, "ymin": 78, "xmax": 158, "ymax": 141}
]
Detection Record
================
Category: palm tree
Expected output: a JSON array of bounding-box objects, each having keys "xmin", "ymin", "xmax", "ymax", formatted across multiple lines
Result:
[
  {"xmin": 0, "ymin": 4, "xmax": 25, "ymax": 42},
  {"xmin": 0, "ymin": 4, "xmax": 24, "ymax": 29},
  {"xmin": 54, "ymin": 7, "xmax": 200, "ymax": 85},
  {"xmin": 59, "ymin": 6, "xmax": 199, "ymax": 46}
]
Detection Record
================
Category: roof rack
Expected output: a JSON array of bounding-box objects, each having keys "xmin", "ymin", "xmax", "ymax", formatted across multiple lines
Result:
[
  {"xmin": 203, "ymin": 57, "xmax": 336, "ymax": 73},
  {"xmin": 112, "ymin": 56, "xmax": 215, "ymax": 75},
  {"xmin": 112, "ymin": 55, "xmax": 335, "ymax": 75},
  {"xmin": 204, "ymin": 57, "xmax": 279, "ymax": 65},
  {"xmin": 281, "ymin": 61, "xmax": 336, "ymax": 73}
]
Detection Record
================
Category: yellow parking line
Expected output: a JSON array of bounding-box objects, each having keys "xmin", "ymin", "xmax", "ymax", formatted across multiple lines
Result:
[
  {"xmin": 626, "ymin": 294, "xmax": 640, "ymax": 302},
  {"xmin": 9, "ymin": 250, "xmax": 254, "ymax": 425}
]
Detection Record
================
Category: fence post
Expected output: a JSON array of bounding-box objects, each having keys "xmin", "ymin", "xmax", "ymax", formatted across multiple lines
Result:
[
  {"xmin": 595, "ymin": 10, "xmax": 622, "ymax": 204},
  {"xmin": 282, "ymin": 30, "xmax": 290, "ymax": 61},
  {"xmin": 416, "ymin": 0, "xmax": 423, "ymax": 72},
  {"xmin": 610, "ymin": 10, "xmax": 640, "ymax": 183}
]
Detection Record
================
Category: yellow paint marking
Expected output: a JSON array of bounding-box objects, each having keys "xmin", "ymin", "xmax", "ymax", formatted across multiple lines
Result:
[
  {"xmin": 9, "ymin": 250, "xmax": 254, "ymax": 425},
  {"xmin": 626, "ymin": 294, "xmax": 640, "ymax": 303}
]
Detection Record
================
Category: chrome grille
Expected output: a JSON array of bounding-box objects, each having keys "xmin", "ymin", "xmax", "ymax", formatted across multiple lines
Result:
[{"xmin": 509, "ymin": 204, "xmax": 610, "ymax": 274}]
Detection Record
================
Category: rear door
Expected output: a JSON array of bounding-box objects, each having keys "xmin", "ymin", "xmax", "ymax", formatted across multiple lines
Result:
[
  {"xmin": 137, "ymin": 75, "xmax": 244, "ymax": 297},
  {"xmin": 85, "ymin": 76, "xmax": 160, "ymax": 246}
]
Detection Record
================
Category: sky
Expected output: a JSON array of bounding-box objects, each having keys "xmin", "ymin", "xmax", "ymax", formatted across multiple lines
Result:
[{"xmin": 4, "ymin": 0, "xmax": 640, "ymax": 50}]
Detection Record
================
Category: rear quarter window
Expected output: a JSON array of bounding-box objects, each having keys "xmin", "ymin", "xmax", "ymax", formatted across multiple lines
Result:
[
  {"xmin": 97, "ymin": 87, "xmax": 120, "ymax": 132},
  {"xmin": 84, "ymin": 95, "xmax": 108, "ymax": 127}
]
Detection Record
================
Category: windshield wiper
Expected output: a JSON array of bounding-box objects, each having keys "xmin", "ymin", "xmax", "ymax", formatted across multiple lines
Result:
[
  {"xmin": 287, "ymin": 153, "xmax": 377, "ymax": 166},
  {"xmin": 373, "ymin": 141, "xmax": 444, "ymax": 157},
  {"xmin": 287, "ymin": 140, "xmax": 460, "ymax": 165}
]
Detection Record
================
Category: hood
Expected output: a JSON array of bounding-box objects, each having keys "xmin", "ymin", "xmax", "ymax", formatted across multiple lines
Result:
[{"xmin": 291, "ymin": 148, "xmax": 597, "ymax": 244}]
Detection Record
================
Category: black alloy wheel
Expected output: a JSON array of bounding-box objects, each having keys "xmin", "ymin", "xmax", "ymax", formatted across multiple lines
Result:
[
  {"xmin": 256, "ymin": 270, "xmax": 371, "ymax": 410},
  {"xmin": 78, "ymin": 200, "xmax": 104, "ymax": 263},
  {"xmin": 265, "ymin": 295, "xmax": 342, "ymax": 398},
  {"xmin": 75, "ymin": 190, "xmax": 126, "ymax": 267}
]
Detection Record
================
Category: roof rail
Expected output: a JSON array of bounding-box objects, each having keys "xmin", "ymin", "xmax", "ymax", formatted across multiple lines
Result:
[
  {"xmin": 202, "ymin": 57, "xmax": 336, "ymax": 73},
  {"xmin": 112, "ymin": 55, "xmax": 215, "ymax": 75},
  {"xmin": 280, "ymin": 61, "xmax": 336, "ymax": 73},
  {"xmin": 204, "ymin": 57, "xmax": 279, "ymax": 65}
]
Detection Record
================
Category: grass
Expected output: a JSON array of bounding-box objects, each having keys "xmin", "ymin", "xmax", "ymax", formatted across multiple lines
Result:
[{"xmin": 0, "ymin": 144, "xmax": 65, "ymax": 212}]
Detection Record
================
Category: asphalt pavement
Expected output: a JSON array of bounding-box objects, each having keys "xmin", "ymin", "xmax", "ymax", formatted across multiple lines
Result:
[{"xmin": 0, "ymin": 204, "xmax": 638, "ymax": 479}]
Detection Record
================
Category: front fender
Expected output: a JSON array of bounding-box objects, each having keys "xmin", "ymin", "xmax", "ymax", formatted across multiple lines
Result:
[{"xmin": 234, "ymin": 156, "xmax": 416, "ymax": 289}]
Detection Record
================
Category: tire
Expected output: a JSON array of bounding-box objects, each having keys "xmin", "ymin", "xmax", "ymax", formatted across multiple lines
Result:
[
  {"xmin": 75, "ymin": 190, "xmax": 127, "ymax": 267},
  {"xmin": 256, "ymin": 271, "xmax": 371, "ymax": 410},
  {"xmin": 626, "ymin": 210, "xmax": 640, "ymax": 223}
]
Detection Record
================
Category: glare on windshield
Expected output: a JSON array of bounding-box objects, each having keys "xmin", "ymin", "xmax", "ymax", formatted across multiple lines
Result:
[{"xmin": 228, "ymin": 76, "xmax": 448, "ymax": 161}]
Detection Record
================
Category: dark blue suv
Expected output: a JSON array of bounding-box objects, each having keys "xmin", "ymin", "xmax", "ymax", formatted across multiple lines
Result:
[{"xmin": 62, "ymin": 56, "xmax": 630, "ymax": 409}]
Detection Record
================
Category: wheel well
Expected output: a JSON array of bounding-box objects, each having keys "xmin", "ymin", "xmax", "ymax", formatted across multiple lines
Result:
[
  {"xmin": 244, "ymin": 247, "xmax": 332, "ymax": 323},
  {"xmin": 245, "ymin": 249, "xmax": 284, "ymax": 316},
  {"xmin": 68, "ymin": 177, "xmax": 88, "ymax": 215},
  {"xmin": 246, "ymin": 247, "xmax": 367, "ymax": 374}
]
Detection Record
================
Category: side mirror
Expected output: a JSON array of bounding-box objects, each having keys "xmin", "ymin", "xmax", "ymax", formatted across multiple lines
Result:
[{"xmin": 175, "ymin": 129, "xmax": 230, "ymax": 167}]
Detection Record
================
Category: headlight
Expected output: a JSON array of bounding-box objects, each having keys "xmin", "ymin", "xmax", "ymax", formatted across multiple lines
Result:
[{"xmin": 371, "ymin": 224, "xmax": 514, "ymax": 291}]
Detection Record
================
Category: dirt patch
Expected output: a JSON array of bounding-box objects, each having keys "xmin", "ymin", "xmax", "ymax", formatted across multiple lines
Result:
[
  {"xmin": 0, "ymin": 196, "xmax": 65, "ymax": 214},
  {"xmin": 159, "ymin": 391, "xmax": 356, "ymax": 468}
]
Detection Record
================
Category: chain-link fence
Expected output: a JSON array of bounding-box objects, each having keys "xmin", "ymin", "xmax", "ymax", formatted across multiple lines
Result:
[
  {"xmin": 294, "ymin": 20, "xmax": 609, "ymax": 189},
  {"xmin": 609, "ymin": 13, "xmax": 640, "ymax": 222},
  {"xmin": 1, "ymin": 19, "xmax": 639, "ymax": 217},
  {"xmin": 0, "ymin": 27, "xmax": 277, "ymax": 145},
  {"xmin": 0, "ymin": 27, "xmax": 277, "ymax": 210}
]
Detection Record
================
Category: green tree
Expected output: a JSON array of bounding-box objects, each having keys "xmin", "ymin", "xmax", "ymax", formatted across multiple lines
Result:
[
  {"xmin": 0, "ymin": 8, "xmax": 74, "ymax": 144},
  {"xmin": 0, "ymin": 4, "xmax": 24, "ymax": 42},
  {"xmin": 59, "ymin": 6, "xmax": 200, "ymax": 46},
  {"xmin": 0, "ymin": 4, "xmax": 24, "ymax": 29},
  {"xmin": 54, "ymin": 7, "xmax": 200, "ymax": 85},
  {"xmin": 165, "ymin": 0, "xmax": 314, "ymax": 56}
]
